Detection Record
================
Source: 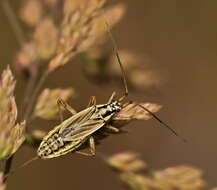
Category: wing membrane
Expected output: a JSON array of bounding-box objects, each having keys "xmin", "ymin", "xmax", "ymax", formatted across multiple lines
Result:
[
  {"xmin": 59, "ymin": 106, "xmax": 96, "ymax": 134},
  {"xmin": 58, "ymin": 106, "xmax": 106, "ymax": 142},
  {"xmin": 61, "ymin": 119, "xmax": 105, "ymax": 142}
]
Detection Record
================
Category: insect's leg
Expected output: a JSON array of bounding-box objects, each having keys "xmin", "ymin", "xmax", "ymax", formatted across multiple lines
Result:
[
  {"xmin": 87, "ymin": 96, "xmax": 96, "ymax": 107},
  {"xmin": 57, "ymin": 98, "xmax": 77, "ymax": 116},
  {"xmin": 75, "ymin": 151, "xmax": 93, "ymax": 156},
  {"xmin": 75, "ymin": 136, "xmax": 96, "ymax": 156},
  {"xmin": 105, "ymin": 125, "xmax": 120, "ymax": 133},
  {"xmin": 89, "ymin": 136, "xmax": 96, "ymax": 155},
  {"xmin": 57, "ymin": 99, "xmax": 64, "ymax": 123},
  {"xmin": 107, "ymin": 92, "xmax": 116, "ymax": 104},
  {"xmin": 118, "ymin": 94, "xmax": 128, "ymax": 102}
]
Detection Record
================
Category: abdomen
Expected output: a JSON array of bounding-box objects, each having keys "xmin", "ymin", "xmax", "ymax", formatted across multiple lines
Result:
[{"xmin": 37, "ymin": 132, "xmax": 86, "ymax": 159}]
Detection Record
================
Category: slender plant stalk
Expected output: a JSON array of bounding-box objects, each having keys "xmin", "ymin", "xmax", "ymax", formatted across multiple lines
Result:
[
  {"xmin": 21, "ymin": 71, "xmax": 38, "ymax": 119},
  {"xmin": 1, "ymin": 0, "xmax": 26, "ymax": 47},
  {"xmin": 24, "ymin": 71, "xmax": 49, "ymax": 122},
  {"xmin": 2, "ymin": 156, "xmax": 13, "ymax": 182}
]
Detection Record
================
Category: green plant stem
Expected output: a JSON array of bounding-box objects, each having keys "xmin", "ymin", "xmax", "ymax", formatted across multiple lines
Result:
[{"xmin": 3, "ymin": 156, "xmax": 13, "ymax": 182}]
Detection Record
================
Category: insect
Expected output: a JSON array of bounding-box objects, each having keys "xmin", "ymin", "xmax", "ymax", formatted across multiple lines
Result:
[
  {"xmin": 36, "ymin": 23, "xmax": 186, "ymax": 160},
  {"xmin": 37, "ymin": 94, "xmax": 123, "ymax": 158}
]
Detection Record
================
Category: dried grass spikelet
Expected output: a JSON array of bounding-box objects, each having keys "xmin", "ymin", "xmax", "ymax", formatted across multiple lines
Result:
[
  {"xmin": 34, "ymin": 88, "xmax": 75, "ymax": 119},
  {"xmin": 119, "ymin": 165, "xmax": 205, "ymax": 190},
  {"xmin": 0, "ymin": 67, "xmax": 26, "ymax": 160},
  {"xmin": 14, "ymin": 42, "xmax": 38, "ymax": 76},
  {"xmin": 20, "ymin": 0, "xmax": 43, "ymax": 26},
  {"xmin": 0, "ymin": 173, "xmax": 6, "ymax": 190},
  {"xmin": 48, "ymin": 0, "xmax": 106, "ymax": 72},
  {"xmin": 120, "ymin": 172, "xmax": 157, "ymax": 190},
  {"xmin": 34, "ymin": 18, "xmax": 59, "ymax": 60},
  {"xmin": 26, "ymin": 129, "xmax": 46, "ymax": 146},
  {"xmin": 106, "ymin": 152, "xmax": 146, "ymax": 173},
  {"xmin": 106, "ymin": 151, "xmax": 206, "ymax": 190},
  {"xmin": 79, "ymin": 2, "xmax": 126, "ymax": 49},
  {"xmin": 103, "ymin": 3, "xmax": 126, "ymax": 30},
  {"xmin": 111, "ymin": 102, "xmax": 162, "ymax": 127},
  {"xmin": 48, "ymin": 0, "xmax": 125, "ymax": 72},
  {"xmin": 153, "ymin": 166, "xmax": 205, "ymax": 190}
]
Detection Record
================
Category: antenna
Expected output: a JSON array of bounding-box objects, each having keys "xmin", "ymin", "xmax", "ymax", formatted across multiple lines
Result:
[
  {"xmin": 104, "ymin": 20, "xmax": 129, "ymax": 100},
  {"xmin": 103, "ymin": 16, "xmax": 187, "ymax": 143},
  {"xmin": 138, "ymin": 104, "xmax": 187, "ymax": 143},
  {"xmin": 3, "ymin": 156, "xmax": 39, "ymax": 180}
]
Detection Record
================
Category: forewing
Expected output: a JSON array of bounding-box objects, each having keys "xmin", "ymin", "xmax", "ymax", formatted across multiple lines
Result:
[
  {"xmin": 60, "ymin": 119, "xmax": 105, "ymax": 142},
  {"xmin": 59, "ymin": 106, "xmax": 96, "ymax": 134}
]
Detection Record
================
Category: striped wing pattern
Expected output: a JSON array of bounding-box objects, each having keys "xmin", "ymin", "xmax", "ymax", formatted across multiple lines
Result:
[
  {"xmin": 59, "ymin": 106, "xmax": 106, "ymax": 142},
  {"xmin": 38, "ymin": 105, "xmax": 110, "ymax": 159}
]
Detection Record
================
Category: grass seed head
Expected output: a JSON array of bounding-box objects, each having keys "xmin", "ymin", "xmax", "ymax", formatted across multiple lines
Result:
[
  {"xmin": 153, "ymin": 166, "xmax": 205, "ymax": 190},
  {"xmin": 34, "ymin": 88, "xmax": 75, "ymax": 119},
  {"xmin": 106, "ymin": 152, "xmax": 147, "ymax": 172},
  {"xmin": 34, "ymin": 18, "xmax": 59, "ymax": 60},
  {"xmin": 20, "ymin": 0, "xmax": 43, "ymax": 26},
  {"xmin": 111, "ymin": 102, "xmax": 162, "ymax": 127},
  {"xmin": 0, "ymin": 67, "xmax": 26, "ymax": 160},
  {"xmin": 14, "ymin": 42, "xmax": 38, "ymax": 76}
]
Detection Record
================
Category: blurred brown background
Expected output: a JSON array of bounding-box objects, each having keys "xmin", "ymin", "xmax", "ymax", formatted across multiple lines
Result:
[{"xmin": 1, "ymin": 0, "xmax": 217, "ymax": 189}]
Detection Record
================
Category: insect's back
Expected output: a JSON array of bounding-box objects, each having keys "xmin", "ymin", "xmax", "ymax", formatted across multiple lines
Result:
[{"xmin": 37, "ymin": 102, "xmax": 121, "ymax": 159}]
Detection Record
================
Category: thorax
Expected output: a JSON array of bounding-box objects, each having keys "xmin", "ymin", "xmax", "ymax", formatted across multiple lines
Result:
[{"xmin": 95, "ymin": 101, "xmax": 121, "ymax": 121}]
